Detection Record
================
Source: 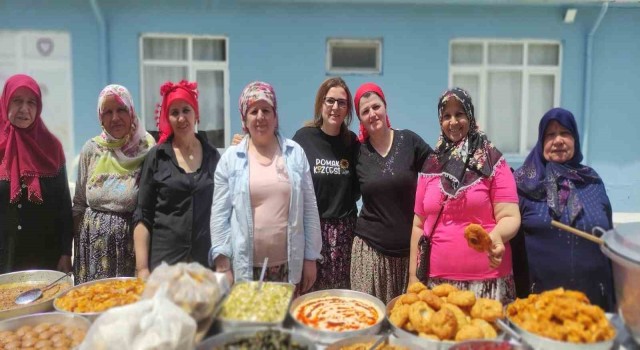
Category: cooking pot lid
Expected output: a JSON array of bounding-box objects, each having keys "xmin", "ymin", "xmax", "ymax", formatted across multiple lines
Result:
[{"xmin": 603, "ymin": 222, "xmax": 640, "ymax": 264}]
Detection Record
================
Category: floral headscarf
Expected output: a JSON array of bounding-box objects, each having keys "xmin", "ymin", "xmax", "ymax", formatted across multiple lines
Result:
[
  {"xmin": 420, "ymin": 88, "xmax": 503, "ymax": 198},
  {"xmin": 90, "ymin": 84, "xmax": 155, "ymax": 185},
  {"xmin": 0, "ymin": 74, "xmax": 65, "ymax": 203},
  {"xmin": 238, "ymin": 81, "xmax": 277, "ymax": 133},
  {"xmin": 514, "ymin": 108, "xmax": 601, "ymax": 223},
  {"xmin": 155, "ymin": 80, "xmax": 199, "ymax": 144}
]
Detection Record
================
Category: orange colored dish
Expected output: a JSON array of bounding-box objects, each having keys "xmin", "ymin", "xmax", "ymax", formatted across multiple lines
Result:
[
  {"xmin": 55, "ymin": 279, "xmax": 144, "ymax": 314},
  {"xmin": 293, "ymin": 296, "xmax": 380, "ymax": 332}
]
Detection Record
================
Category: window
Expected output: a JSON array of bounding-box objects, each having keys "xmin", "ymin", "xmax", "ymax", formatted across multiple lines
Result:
[
  {"xmin": 449, "ymin": 39, "xmax": 561, "ymax": 156},
  {"xmin": 140, "ymin": 34, "xmax": 229, "ymax": 148},
  {"xmin": 326, "ymin": 38, "xmax": 382, "ymax": 75}
]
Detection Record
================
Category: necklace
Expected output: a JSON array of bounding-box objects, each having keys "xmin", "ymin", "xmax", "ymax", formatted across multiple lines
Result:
[{"xmin": 188, "ymin": 154, "xmax": 194, "ymax": 160}]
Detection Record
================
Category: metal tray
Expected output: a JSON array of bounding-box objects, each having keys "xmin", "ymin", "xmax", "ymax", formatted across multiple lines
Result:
[
  {"xmin": 53, "ymin": 276, "xmax": 141, "ymax": 322},
  {"xmin": 506, "ymin": 315, "xmax": 615, "ymax": 350},
  {"xmin": 289, "ymin": 289, "xmax": 386, "ymax": 345},
  {"xmin": 217, "ymin": 281, "xmax": 295, "ymax": 331},
  {"xmin": 0, "ymin": 311, "xmax": 91, "ymax": 348},
  {"xmin": 196, "ymin": 327, "xmax": 316, "ymax": 350},
  {"xmin": 326, "ymin": 334, "xmax": 424, "ymax": 350},
  {"xmin": 449, "ymin": 340, "xmax": 529, "ymax": 350},
  {"xmin": 0, "ymin": 270, "xmax": 73, "ymax": 320}
]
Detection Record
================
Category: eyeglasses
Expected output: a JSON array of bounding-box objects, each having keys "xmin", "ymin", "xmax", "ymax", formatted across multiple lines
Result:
[{"xmin": 324, "ymin": 97, "xmax": 348, "ymax": 109}]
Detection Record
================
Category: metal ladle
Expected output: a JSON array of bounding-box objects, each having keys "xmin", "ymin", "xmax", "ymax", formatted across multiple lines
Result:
[{"xmin": 15, "ymin": 272, "xmax": 71, "ymax": 305}]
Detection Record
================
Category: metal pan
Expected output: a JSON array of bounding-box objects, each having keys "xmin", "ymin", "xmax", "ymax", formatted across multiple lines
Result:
[
  {"xmin": 196, "ymin": 327, "xmax": 316, "ymax": 350},
  {"xmin": 326, "ymin": 334, "xmax": 424, "ymax": 350},
  {"xmin": 0, "ymin": 270, "xmax": 73, "ymax": 320}
]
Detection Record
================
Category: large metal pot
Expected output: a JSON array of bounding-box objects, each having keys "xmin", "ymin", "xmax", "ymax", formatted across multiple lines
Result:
[
  {"xmin": 0, "ymin": 270, "xmax": 73, "ymax": 320},
  {"xmin": 600, "ymin": 222, "xmax": 640, "ymax": 344}
]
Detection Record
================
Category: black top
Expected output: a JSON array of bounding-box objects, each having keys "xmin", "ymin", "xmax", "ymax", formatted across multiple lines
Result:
[
  {"xmin": 134, "ymin": 133, "xmax": 221, "ymax": 270},
  {"xmin": 0, "ymin": 168, "xmax": 73, "ymax": 273},
  {"xmin": 292, "ymin": 127, "xmax": 360, "ymax": 219},
  {"xmin": 355, "ymin": 129, "xmax": 432, "ymax": 257}
]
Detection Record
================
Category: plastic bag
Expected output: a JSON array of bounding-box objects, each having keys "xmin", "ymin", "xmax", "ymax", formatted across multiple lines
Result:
[
  {"xmin": 142, "ymin": 262, "xmax": 222, "ymax": 322},
  {"xmin": 79, "ymin": 284, "xmax": 197, "ymax": 350}
]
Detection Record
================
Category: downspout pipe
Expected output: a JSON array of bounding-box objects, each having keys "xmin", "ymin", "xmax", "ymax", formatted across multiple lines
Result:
[
  {"xmin": 582, "ymin": 1, "xmax": 609, "ymax": 165},
  {"xmin": 90, "ymin": 0, "xmax": 109, "ymax": 86}
]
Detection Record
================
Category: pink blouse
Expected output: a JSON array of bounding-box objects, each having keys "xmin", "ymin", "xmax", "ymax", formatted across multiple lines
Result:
[{"xmin": 414, "ymin": 161, "xmax": 518, "ymax": 280}]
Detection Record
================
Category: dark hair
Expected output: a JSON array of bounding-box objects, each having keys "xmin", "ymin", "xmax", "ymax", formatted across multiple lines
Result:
[{"xmin": 305, "ymin": 77, "xmax": 354, "ymax": 145}]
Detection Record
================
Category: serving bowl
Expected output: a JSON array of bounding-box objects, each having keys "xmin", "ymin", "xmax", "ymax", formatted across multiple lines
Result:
[
  {"xmin": 53, "ymin": 277, "xmax": 142, "ymax": 322},
  {"xmin": 289, "ymin": 289, "xmax": 386, "ymax": 345},
  {"xmin": 196, "ymin": 327, "xmax": 316, "ymax": 350},
  {"xmin": 0, "ymin": 311, "xmax": 91, "ymax": 348},
  {"xmin": 506, "ymin": 316, "xmax": 614, "ymax": 350},
  {"xmin": 449, "ymin": 340, "xmax": 529, "ymax": 350},
  {"xmin": 0, "ymin": 270, "xmax": 73, "ymax": 320},
  {"xmin": 326, "ymin": 334, "xmax": 424, "ymax": 350}
]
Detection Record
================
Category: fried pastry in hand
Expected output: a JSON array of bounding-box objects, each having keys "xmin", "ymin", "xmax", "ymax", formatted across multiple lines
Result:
[{"xmin": 464, "ymin": 223, "xmax": 492, "ymax": 252}]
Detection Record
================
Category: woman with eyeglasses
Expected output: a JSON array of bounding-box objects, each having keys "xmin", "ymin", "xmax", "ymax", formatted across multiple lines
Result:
[{"xmin": 292, "ymin": 77, "xmax": 360, "ymax": 291}]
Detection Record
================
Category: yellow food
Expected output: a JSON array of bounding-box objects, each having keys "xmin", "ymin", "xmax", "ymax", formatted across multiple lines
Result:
[
  {"xmin": 464, "ymin": 223, "xmax": 492, "ymax": 252},
  {"xmin": 55, "ymin": 279, "xmax": 144, "ymax": 313},
  {"xmin": 0, "ymin": 282, "xmax": 70, "ymax": 311},
  {"xmin": 0, "ymin": 321, "xmax": 85, "ymax": 349}
]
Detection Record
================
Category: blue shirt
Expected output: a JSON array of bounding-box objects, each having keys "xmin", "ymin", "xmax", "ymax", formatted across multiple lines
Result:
[{"xmin": 209, "ymin": 134, "xmax": 322, "ymax": 284}]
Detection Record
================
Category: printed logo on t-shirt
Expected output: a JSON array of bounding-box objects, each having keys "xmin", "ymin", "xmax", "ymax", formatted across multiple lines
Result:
[{"xmin": 314, "ymin": 158, "xmax": 350, "ymax": 175}]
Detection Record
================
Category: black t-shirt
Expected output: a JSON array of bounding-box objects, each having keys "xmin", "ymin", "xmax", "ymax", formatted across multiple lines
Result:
[
  {"xmin": 355, "ymin": 129, "xmax": 432, "ymax": 257},
  {"xmin": 134, "ymin": 133, "xmax": 221, "ymax": 270},
  {"xmin": 293, "ymin": 127, "xmax": 359, "ymax": 219}
]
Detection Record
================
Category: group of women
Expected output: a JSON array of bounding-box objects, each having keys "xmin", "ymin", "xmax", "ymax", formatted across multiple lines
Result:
[{"xmin": 0, "ymin": 72, "xmax": 615, "ymax": 312}]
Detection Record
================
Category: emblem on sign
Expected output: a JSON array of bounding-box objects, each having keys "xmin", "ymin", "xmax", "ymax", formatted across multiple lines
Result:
[{"xmin": 36, "ymin": 38, "xmax": 54, "ymax": 57}]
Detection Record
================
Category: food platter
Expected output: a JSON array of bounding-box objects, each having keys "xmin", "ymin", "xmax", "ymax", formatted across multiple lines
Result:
[
  {"xmin": 0, "ymin": 270, "xmax": 73, "ymax": 320},
  {"xmin": 326, "ymin": 334, "xmax": 424, "ymax": 350},
  {"xmin": 0, "ymin": 312, "xmax": 90, "ymax": 348},
  {"xmin": 196, "ymin": 327, "xmax": 316, "ymax": 350}
]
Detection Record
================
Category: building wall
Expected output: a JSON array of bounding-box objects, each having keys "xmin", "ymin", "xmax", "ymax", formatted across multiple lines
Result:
[{"xmin": 1, "ymin": 1, "xmax": 638, "ymax": 212}]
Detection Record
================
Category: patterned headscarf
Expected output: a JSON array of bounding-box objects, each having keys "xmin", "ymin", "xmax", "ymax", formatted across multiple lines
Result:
[
  {"xmin": 238, "ymin": 81, "xmax": 277, "ymax": 133},
  {"xmin": 421, "ymin": 88, "xmax": 503, "ymax": 198},
  {"xmin": 155, "ymin": 80, "xmax": 199, "ymax": 144},
  {"xmin": 0, "ymin": 74, "xmax": 65, "ymax": 203},
  {"xmin": 353, "ymin": 82, "xmax": 391, "ymax": 143},
  {"xmin": 90, "ymin": 84, "xmax": 155, "ymax": 185},
  {"xmin": 514, "ymin": 108, "xmax": 601, "ymax": 223}
]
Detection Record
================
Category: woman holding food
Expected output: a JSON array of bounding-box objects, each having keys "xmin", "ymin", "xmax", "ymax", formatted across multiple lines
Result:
[
  {"xmin": 0, "ymin": 74, "xmax": 73, "ymax": 273},
  {"xmin": 210, "ymin": 81, "xmax": 322, "ymax": 293},
  {"xmin": 350, "ymin": 82, "xmax": 432, "ymax": 304},
  {"xmin": 73, "ymin": 84, "xmax": 155, "ymax": 284},
  {"xmin": 514, "ymin": 108, "xmax": 615, "ymax": 311},
  {"xmin": 408, "ymin": 88, "xmax": 520, "ymax": 305}
]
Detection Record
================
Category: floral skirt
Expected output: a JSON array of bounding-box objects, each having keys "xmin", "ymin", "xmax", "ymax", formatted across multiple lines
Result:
[
  {"xmin": 428, "ymin": 275, "xmax": 516, "ymax": 306},
  {"xmin": 309, "ymin": 217, "xmax": 356, "ymax": 292},
  {"xmin": 350, "ymin": 235, "xmax": 409, "ymax": 305},
  {"xmin": 74, "ymin": 208, "xmax": 135, "ymax": 285}
]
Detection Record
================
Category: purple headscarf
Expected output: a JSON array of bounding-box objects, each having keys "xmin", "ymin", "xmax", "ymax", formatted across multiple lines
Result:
[{"xmin": 514, "ymin": 108, "xmax": 601, "ymax": 223}]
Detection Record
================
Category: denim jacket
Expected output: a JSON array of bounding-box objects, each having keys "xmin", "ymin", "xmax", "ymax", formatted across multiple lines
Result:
[{"xmin": 209, "ymin": 133, "xmax": 322, "ymax": 284}]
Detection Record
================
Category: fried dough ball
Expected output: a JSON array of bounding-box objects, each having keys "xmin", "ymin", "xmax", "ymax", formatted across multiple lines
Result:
[
  {"xmin": 405, "ymin": 321, "xmax": 416, "ymax": 332},
  {"xmin": 447, "ymin": 290, "xmax": 477, "ymax": 308},
  {"xmin": 418, "ymin": 289, "xmax": 443, "ymax": 310},
  {"xmin": 471, "ymin": 298, "xmax": 504, "ymax": 322},
  {"xmin": 472, "ymin": 318, "xmax": 498, "ymax": 339},
  {"xmin": 455, "ymin": 324, "xmax": 485, "ymax": 341},
  {"xmin": 408, "ymin": 301, "xmax": 434, "ymax": 334},
  {"xmin": 418, "ymin": 332, "xmax": 440, "ymax": 341},
  {"xmin": 430, "ymin": 308, "xmax": 458, "ymax": 340},
  {"xmin": 400, "ymin": 293, "xmax": 420, "ymax": 305},
  {"xmin": 407, "ymin": 281, "xmax": 427, "ymax": 294},
  {"xmin": 389, "ymin": 303, "xmax": 411, "ymax": 328},
  {"xmin": 464, "ymin": 224, "xmax": 492, "ymax": 252},
  {"xmin": 442, "ymin": 303, "xmax": 469, "ymax": 328},
  {"xmin": 432, "ymin": 283, "xmax": 458, "ymax": 297}
]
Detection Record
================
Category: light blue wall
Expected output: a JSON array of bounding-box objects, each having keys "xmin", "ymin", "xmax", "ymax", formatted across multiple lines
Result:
[{"xmin": 1, "ymin": 1, "xmax": 638, "ymax": 211}]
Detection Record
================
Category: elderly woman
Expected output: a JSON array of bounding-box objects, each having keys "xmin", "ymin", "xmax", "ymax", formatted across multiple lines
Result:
[
  {"xmin": 72, "ymin": 85, "xmax": 155, "ymax": 284},
  {"xmin": 210, "ymin": 81, "xmax": 322, "ymax": 293},
  {"xmin": 409, "ymin": 88, "xmax": 520, "ymax": 304},
  {"xmin": 513, "ymin": 108, "xmax": 614, "ymax": 311},
  {"xmin": 292, "ymin": 77, "xmax": 359, "ymax": 291},
  {"xmin": 0, "ymin": 74, "xmax": 72, "ymax": 273},
  {"xmin": 133, "ymin": 80, "xmax": 220, "ymax": 279},
  {"xmin": 351, "ymin": 82, "xmax": 432, "ymax": 304}
]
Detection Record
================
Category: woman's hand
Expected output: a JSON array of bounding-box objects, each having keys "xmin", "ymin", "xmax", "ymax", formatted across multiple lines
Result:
[
  {"xmin": 487, "ymin": 231, "xmax": 505, "ymax": 269},
  {"xmin": 299, "ymin": 259, "xmax": 317, "ymax": 293},
  {"xmin": 136, "ymin": 268, "xmax": 150, "ymax": 280},
  {"xmin": 57, "ymin": 255, "xmax": 72, "ymax": 273},
  {"xmin": 231, "ymin": 133, "xmax": 243, "ymax": 146}
]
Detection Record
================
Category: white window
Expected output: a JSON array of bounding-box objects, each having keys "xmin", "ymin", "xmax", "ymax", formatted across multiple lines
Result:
[
  {"xmin": 140, "ymin": 34, "xmax": 229, "ymax": 148},
  {"xmin": 0, "ymin": 30, "xmax": 74, "ymax": 172},
  {"xmin": 449, "ymin": 39, "xmax": 561, "ymax": 156},
  {"xmin": 326, "ymin": 38, "xmax": 382, "ymax": 75}
]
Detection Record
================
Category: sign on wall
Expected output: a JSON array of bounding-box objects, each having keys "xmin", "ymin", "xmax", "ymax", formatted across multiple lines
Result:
[{"xmin": 0, "ymin": 30, "xmax": 74, "ymax": 172}]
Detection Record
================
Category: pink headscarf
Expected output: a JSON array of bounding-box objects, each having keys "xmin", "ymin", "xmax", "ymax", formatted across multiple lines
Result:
[
  {"xmin": 238, "ymin": 81, "xmax": 277, "ymax": 133},
  {"xmin": 0, "ymin": 74, "xmax": 65, "ymax": 203},
  {"xmin": 353, "ymin": 82, "xmax": 391, "ymax": 143},
  {"xmin": 155, "ymin": 80, "xmax": 199, "ymax": 144}
]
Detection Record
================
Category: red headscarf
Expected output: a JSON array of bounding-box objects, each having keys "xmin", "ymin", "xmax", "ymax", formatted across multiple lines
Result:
[
  {"xmin": 0, "ymin": 74, "xmax": 65, "ymax": 203},
  {"xmin": 155, "ymin": 80, "xmax": 199, "ymax": 144},
  {"xmin": 353, "ymin": 82, "xmax": 391, "ymax": 143}
]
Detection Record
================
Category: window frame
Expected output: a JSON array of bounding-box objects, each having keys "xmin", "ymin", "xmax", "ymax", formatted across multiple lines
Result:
[
  {"xmin": 448, "ymin": 38, "xmax": 562, "ymax": 159},
  {"xmin": 139, "ymin": 33, "xmax": 230, "ymax": 148},
  {"xmin": 326, "ymin": 38, "xmax": 383, "ymax": 75}
]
